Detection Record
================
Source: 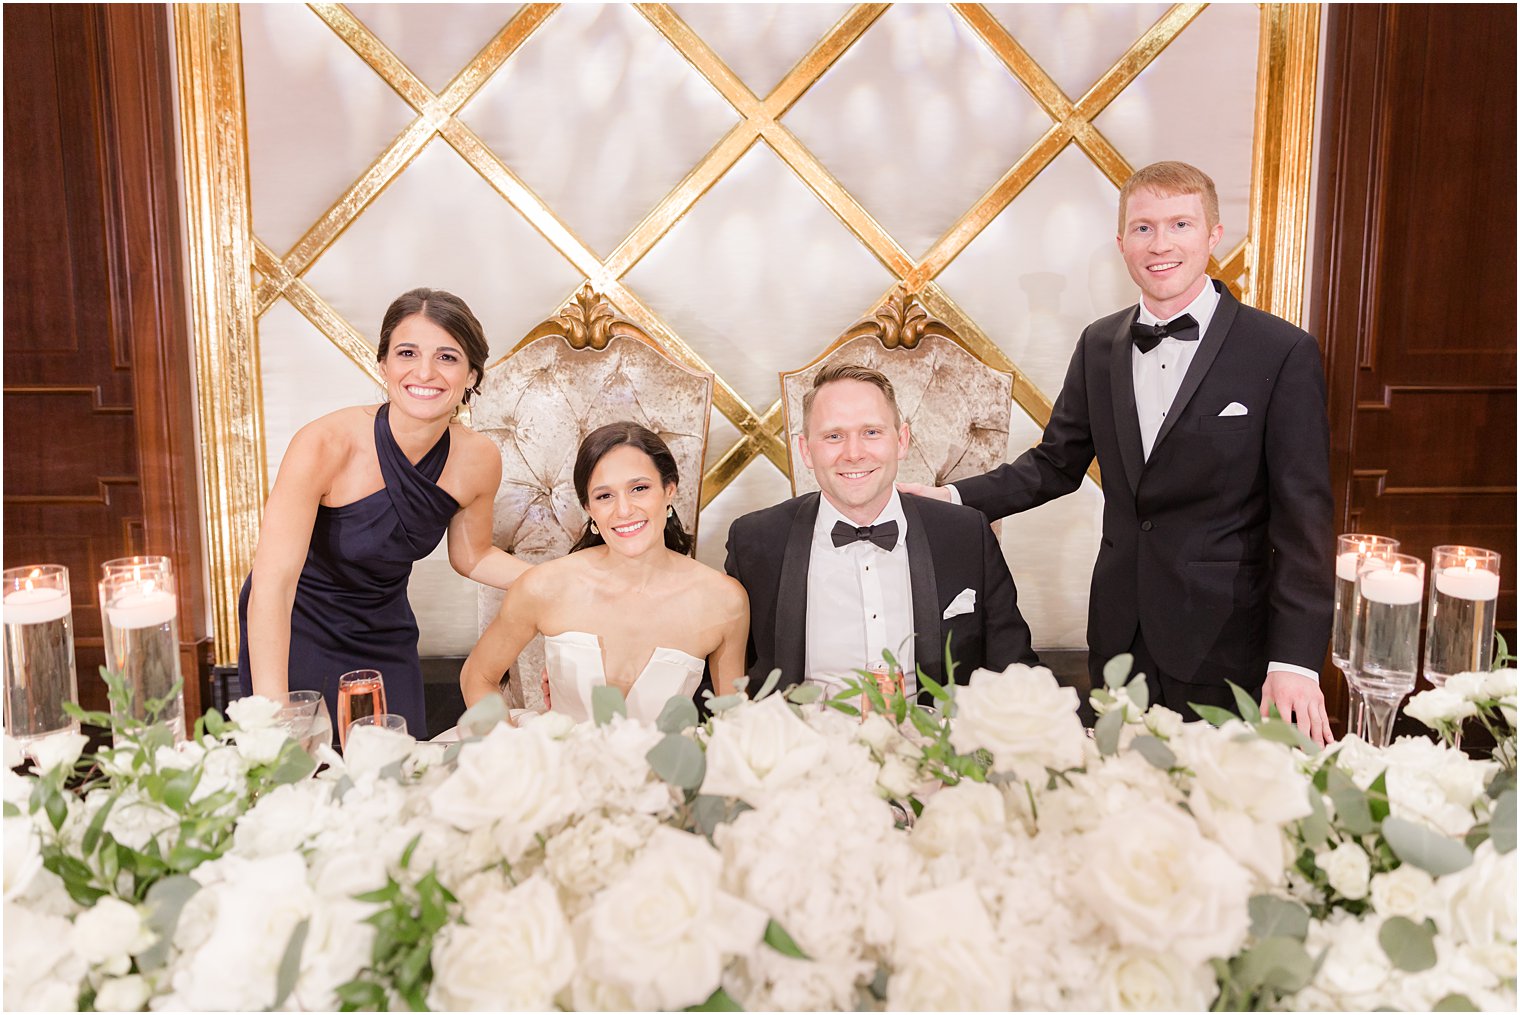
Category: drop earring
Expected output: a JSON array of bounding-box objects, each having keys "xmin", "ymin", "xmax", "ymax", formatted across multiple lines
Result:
[
  {"xmin": 667, "ymin": 505, "xmax": 675, "ymax": 518},
  {"xmin": 590, "ymin": 522, "xmax": 599, "ymax": 535}
]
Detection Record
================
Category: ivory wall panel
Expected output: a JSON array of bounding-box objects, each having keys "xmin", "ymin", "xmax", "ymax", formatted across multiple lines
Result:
[{"xmin": 183, "ymin": 3, "xmax": 1316, "ymax": 663}]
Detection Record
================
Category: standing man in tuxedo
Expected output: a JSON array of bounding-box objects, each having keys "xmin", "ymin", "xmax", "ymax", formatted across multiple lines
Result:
[
  {"xmin": 725, "ymin": 363, "xmax": 1038, "ymax": 697},
  {"xmin": 903, "ymin": 161, "xmax": 1335, "ymax": 743}
]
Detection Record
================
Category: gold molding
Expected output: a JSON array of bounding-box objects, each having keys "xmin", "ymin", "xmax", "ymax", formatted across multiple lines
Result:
[
  {"xmin": 1249, "ymin": 3, "xmax": 1321, "ymax": 324},
  {"xmin": 174, "ymin": 4, "xmax": 260, "ymax": 665}
]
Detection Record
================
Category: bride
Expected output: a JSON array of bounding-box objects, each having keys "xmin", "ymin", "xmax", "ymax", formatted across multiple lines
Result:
[{"xmin": 460, "ymin": 422, "xmax": 748, "ymax": 722}]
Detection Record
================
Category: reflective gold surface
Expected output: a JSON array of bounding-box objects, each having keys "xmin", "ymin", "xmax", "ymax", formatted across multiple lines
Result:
[{"xmin": 179, "ymin": 2, "xmax": 1320, "ymax": 663}]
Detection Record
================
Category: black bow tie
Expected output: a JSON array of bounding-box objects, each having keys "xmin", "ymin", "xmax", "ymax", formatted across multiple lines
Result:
[
  {"xmin": 1130, "ymin": 313, "xmax": 1200, "ymax": 354},
  {"xmin": 831, "ymin": 519, "xmax": 898, "ymax": 551}
]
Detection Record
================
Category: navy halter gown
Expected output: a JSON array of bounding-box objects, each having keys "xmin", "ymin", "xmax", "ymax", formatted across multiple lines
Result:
[{"xmin": 238, "ymin": 403, "xmax": 459, "ymax": 738}]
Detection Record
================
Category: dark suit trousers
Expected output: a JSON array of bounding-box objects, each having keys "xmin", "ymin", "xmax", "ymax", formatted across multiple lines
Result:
[{"xmin": 1078, "ymin": 629, "xmax": 1250, "ymax": 726}]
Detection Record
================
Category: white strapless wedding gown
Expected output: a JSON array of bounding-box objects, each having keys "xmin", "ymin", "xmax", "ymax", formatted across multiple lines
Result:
[{"xmin": 542, "ymin": 631, "xmax": 705, "ymax": 724}]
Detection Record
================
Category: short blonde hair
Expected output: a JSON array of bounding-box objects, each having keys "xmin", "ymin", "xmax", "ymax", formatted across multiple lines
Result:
[
  {"xmin": 801, "ymin": 362, "xmax": 901, "ymax": 432},
  {"xmin": 1117, "ymin": 161, "xmax": 1220, "ymax": 233}
]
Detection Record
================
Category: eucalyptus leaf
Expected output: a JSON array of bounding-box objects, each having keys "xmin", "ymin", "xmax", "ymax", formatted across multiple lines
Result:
[
  {"xmin": 707, "ymin": 692, "xmax": 744, "ymax": 713},
  {"xmin": 1383, "ymin": 816, "xmax": 1474, "ymax": 876},
  {"xmin": 81, "ymin": 791, "xmax": 119, "ymax": 855},
  {"xmin": 1191, "ymin": 702, "xmax": 1237, "ymax": 726},
  {"xmin": 274, "ymin": 918, "xmax": 310, "ymax": 1008},
  {"xmin": 656, "ymin": 696, "xmax": 699, "ymax": 734},
  {"xmin": 1094, "ymin": 707, "xmax": 1123, "ymax": 756},
  {"xmin": 1231, "ymin": 936, "xmax": 1313, "ymax": 993},
  {"xmin": 1324, "ymin": 766, "xmax": 1375, "ymax": 837},
  {"xmin": 137, "ymin": 875, "xmax": 201, "ymax": 972},
  {"xmin": 1130, "ymin": 735, "xmax": 1176, "ymax": 771},
  {"xmin": 763, "ymin": 919, "xmax": 812, "ymax": 960},
  {"xmin": 458, "ymin": 693, "xmax": 508, "ymax": 736},
  {"xmin": 1102, "ymin": 653, "xmax": 1134, "ymax": 690},
  {"xmin": 685, "ymin": 986, "xmax": 742, "ymax": 1011},
  {"xmin": 1248, "ymin": 895, "xmax": 1310, "ymax": 942},
  {"xmin": 1254, "ymin": 717, "xmax": 1317, "ymax": 754},
  {"xmin": 591, "ymin": 685, "xmax": 628, "ymax": 726},
  {"xmin": 646, "ymin": 734, "xmax": 706, "ymax": 791},
  {"xmin": 1379, "ymin": 915, "xmax": 1437, "ymax": 972},
  {"xmin": 269, "ymin": 744, "xmax": 317, "ymax": 786},
  {"xmin": 1124, "ymin": 674, "xmax": 1150, "ymax": 713},
  {"xmin": 785, "ymin": 683, "xmax": 822, "ymax": 705},
  {"xmin": 691, "ymin": 795, "xmax": 728, "ymax": 838},
  {"xmin": 753, "ymin": 668, "xmax": 783, "ymax": 702},
  {"xmin": 1229, "ymin": 681, "xmax": 1262, "ymax": 725},
  {"xmin": 1434, "ymin": 993, "xmax": 1479, "ymax": 1011},
  {"xmin": 1300, "ymin": 783, "xmax": 1331, "ymax": 851},
  {"xmin": 1489, "ymin": 789, "xmax": 1515, "ymax": 854}
]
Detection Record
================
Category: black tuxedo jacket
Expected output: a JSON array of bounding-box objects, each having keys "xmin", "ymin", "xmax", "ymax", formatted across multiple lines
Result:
[
  {"xmin": 955, "ymin": 281, "xmax": 1334, "ymax": 691},
  {"xmin": 724, "ymin": 491, "xmax": 1039, "ymax": 691}
]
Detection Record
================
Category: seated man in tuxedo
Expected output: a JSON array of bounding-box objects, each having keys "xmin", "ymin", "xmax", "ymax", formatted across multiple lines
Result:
[{"xmin": 725, "ymin": 363, "xmax": 1039, "ymax": 698}]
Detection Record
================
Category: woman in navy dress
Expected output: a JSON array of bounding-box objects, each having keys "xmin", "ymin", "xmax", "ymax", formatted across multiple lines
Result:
[{"xmin": 238, "ymin": 288, "xmax": 528, "ymax": 737}]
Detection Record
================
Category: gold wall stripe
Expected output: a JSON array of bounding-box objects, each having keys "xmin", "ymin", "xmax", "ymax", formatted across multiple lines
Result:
[
  {"xmin": 251, "ymin": 240, "xmax": 383, "ymax": 383},
  {"xmin": 174, "ymin": 4, "xmax": 262, "ymax": 664}
]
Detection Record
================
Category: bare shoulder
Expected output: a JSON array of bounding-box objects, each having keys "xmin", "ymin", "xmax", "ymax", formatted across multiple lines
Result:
[
  {"xmin": 447, "ymin": 423, "xmax": 503, "ymax": 492},
  {"xmin": 685, "ymin": 557, "xmax": 748, "ymax": 618},
  {"xmin": 281, "ymin": 406, "xmax": 368, "ymax": 475},
  {"xmin": 514, "ymin": 551, "xmax": 589, "ymax": 599}
]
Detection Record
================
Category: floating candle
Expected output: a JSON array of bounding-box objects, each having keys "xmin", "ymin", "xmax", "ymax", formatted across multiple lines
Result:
[{"xmin": 4, "ymin": 586, "xmax": 70, "ymax": 625}]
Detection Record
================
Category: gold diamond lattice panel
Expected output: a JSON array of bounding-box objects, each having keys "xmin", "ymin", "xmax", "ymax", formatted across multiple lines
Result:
[{"xmin": 176, "ymin": 3, "xmax": 1319, "ymax": 663}]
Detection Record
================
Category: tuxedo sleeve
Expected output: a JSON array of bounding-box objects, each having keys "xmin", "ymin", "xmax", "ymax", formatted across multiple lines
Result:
[
  {"xmin": 978, "ymin": 517, "xmax": 1040, "ymax": 669},
  {"xmin": 1263, "ymin": 333, "xmax": 1335, "ymax": 671},
  {"xmin": 954, "ymin": 329, "xmax": 1096, "ymax": 520},
  {"xmin": 723, "ymin": 521, "xmax": 759, "ymax": 675}
]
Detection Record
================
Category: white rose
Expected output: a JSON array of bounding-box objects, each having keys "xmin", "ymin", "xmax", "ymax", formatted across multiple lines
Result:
[
  {"xmin": 234, "ymin": 725, "xmax": 290, "ymax": 766},
  {"xmin": 577, "ymin": 827, "xmax": 766, "ymax": 1011},
  {"xmin": 1178, "ymin": 720, "xmax": 1311, "ymax": 826},
  {"xmin": 876, "ymin": 751, "xmax": 921, "ymax": 800},
  {"xmin": 887, "ymin": 880, "xmax": 1011, "ymax": 1011},
  {"xmin": 528, "ymin": 709, "xmax": 576, "ymax": 739},
  {"xmin": 1480, "ymin": 668, "xmax": 1516, "ymax": 701},
  {"xmin": 1436, "ymin": 840, "xmax": 1517, "ymax": 955},
  {"xmin": 1073, "ymin": 803, "xmax": 1252, "ymax": 965},
  {"xmin": 949, "ymin": 664, "xmax": 1085, "ymax": 779},
  {"xmin": 856, "ymin": 713, "xmax": 899, "ymax": 753},
  {"xmin": 1369, "ymin": 864, "xmax": 1437, "ymax": 920},
  {"xmin": 3, "ymin": 734, "xmax": 23, "ymax": 769},
  {"xmin": 102, "ymin": 795, "xmax": 178, "ymax": 852},
  {"xmin": 192, "ymin": 743, "xmax": 249, "ymax": 803},
  {"xmin": 430, "ymin": 877, "xmax": 575, "ymax": 1011},
  {"xmin": 1315, "ymin": 841, "xmax": 1371, "ymax": 900},
  {"xmin": 1305, "ymin": 912, "xmax": 1391, "ymax": 1007},
  {"xmin": 25, "ymin": 729, "xmax": 88, "ymax": 775},
  {"xmin": 1143, "ymin": 706, "xmax": 1185, "ymax": 740},
  {"xmin": 3, "ymin": 902, "xmax": 87, "ymax": 1009},
  {"xmin": 911, "ymin": 780, "xmax": 1005, "ymax": 859},
  {"xmin": 1405, "ymin": 686, "xmax": 1478, "ymax": 727},
  {"xmin": 70, "ymin": 896, "xmax": 153, "ymax": 969},
  {"xmin": 4, "ymin": 817, "xmax": 43, "ymax": 902},
  {"xmin": 429, "ymin": 724, "xmax": 581, "ymax": 860},
  {"xmin": 233, "ymin": 781, "xmax": 330, "ymax": 856},
  {"xmin": 225, "ymin": 695, "xmax": 280, "ymax": 729},
  {"xmin": 700, "ymin": 696, "xmax": 827, "ymax": 806},
  {"xmin": 94, "ymin": 973, "xmax": 150, "ymax": 1012},
  {"xmin": 342, "ymin": 723, "xmax": 415, "ymax": 780},
  {"xmin": 1442, "ymin": 671, "xmax": 1487, "ymax": 699},
  {"xmin": 1100, "ymin": 947, "xmax": 1218, "ymax": 1011}
]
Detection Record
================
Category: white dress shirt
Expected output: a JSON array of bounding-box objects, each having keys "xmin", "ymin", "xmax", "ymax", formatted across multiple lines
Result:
[
  {"xmin": 806, "ymin": 490, "xmax": 917, "ymax": 696},
  {"xmin": 1132, "ymin": 279, "xmax": 1219, "ymax": 460}
]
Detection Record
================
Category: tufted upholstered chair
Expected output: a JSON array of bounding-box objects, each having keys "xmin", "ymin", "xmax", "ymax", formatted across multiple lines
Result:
[
  {"xmin": 471, "ymin": 285, "xmax": 713, "ymax": 709},
  {"xmin": 780, "ymin": 288, "xmax": 1014, "ymax": 495}
]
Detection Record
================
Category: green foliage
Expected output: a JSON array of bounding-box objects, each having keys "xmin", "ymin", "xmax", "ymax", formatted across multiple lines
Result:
[
  {"xmin": 591, "ymin": 685, "xmax": 628, "ymax": 725},
  {"xmin": 1378, "ymin": 916, "xmax": 1438, "ymax": 972},
  {"xmin": 1382, "ymin": 817, "xmax": 1474, "ymax": 876},
  {"xmin": 341, "ymin": 853, "xmax": 458, "ymax": 1012},
  {"xmin": 762, "ymin": 919, "xmax": 811, "ymax": 960},
  {"xmin": 647, "ymin": 733, "xmax": 706, "ymax": 791},
  {"xmin": 1248, "ymin": 895, "xmax": 1310, "ymax": 942},
  {"xmin": 686, "ymin": 986, "xmax": 743, "ymax": 1011},
  {"xmin": 656, "ymin": 695, "xmax": 700, "ymax": 734}
]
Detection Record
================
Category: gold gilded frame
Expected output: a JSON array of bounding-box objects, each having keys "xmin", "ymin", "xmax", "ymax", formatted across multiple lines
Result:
[{"xmin": 176, "ymin": 3, "xmax": 1320, "ymax": 663}]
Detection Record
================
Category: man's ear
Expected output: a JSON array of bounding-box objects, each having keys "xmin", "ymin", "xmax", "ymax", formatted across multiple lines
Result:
[
  {"xmin": 796, "ymin": 432, "xmax": 813, "ymax": 472},
  {"xmin": 896, "ymin": 421, "xmax": 911, "ymax": 461}
]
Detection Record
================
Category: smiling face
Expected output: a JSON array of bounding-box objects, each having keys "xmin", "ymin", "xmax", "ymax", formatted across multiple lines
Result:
[
  {"xmin": 584, "ymin": 444, "xmax": 676, "ymax": 557},
  {"xmin": 799, "ymin": 378, "xmax": 910, "ymax": 526},
  {"xmin": 1117, "ymin": 187, "xmax": 1224, "ymax": 320},
  {"xmin": 379, "ymin": 314, "xmax": 478, "ymax": 420}
]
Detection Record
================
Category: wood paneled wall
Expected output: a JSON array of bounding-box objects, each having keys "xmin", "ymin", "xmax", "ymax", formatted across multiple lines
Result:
[
  {"xmin": 3, "ymin": 5, "xmax": 210, "ymax": 717},
  {"xmin": 1311, "ymin": 3, "xmax": 1518, "ymax": 726}
]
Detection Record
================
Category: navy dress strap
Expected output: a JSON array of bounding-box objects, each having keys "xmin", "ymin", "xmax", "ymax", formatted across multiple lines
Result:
[{"xmin": 374, "ymin": 402, "xmax": 460, "ymax": 557}]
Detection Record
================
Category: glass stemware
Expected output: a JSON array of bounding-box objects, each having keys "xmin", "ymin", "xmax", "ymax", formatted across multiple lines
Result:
[
  {"xmin": 1333, "ymin": 534, "xmax": 1399, "ymax": 738},
  {"xmin": 1350, "ymin": 552, "xmax": 1425, "ymax": 748}
]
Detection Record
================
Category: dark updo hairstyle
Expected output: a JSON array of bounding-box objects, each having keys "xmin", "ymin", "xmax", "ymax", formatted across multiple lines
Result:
[
  {"xmin": 570, "ymin": 422, "xmax": 694, "ymax": 556},
  {"xmin": 377, "ymin": 288, "xmax": 489, "ymax": 405}
]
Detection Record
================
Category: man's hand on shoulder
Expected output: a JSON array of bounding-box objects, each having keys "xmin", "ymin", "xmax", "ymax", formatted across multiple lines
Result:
[
  {"xmin": 896, "ymin": 482, "xmax": 952, "ymax": 502},
  {"xmin": 1260, "ymin": 670, "xmax": 1333, "ymax": 746}
]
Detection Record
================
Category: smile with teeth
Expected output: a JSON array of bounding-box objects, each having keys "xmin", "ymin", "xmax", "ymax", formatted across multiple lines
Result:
[
  {"xmin": 838, "ymin": 469, "xmax": 874, "ymax": 480},
  {"xmin": 1147, "ymin": 262, "xmax": 1181, "ymax": 272},
  {"xmin": 405, "ymin": 384, "xmax": 445, "ymax": 398},
  {"xmin": 610, "ymin": 520, "xmax": 648, "ymax": 536}
]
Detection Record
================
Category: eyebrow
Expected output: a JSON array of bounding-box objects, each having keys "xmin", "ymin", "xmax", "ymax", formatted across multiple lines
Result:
[
  {"xmin": 590, "ymin": 475, "xmax": 656, "ymax": 492},
  {"xmin": 393, "ymin": 341, "xmax": 463, "ymax": 353}
]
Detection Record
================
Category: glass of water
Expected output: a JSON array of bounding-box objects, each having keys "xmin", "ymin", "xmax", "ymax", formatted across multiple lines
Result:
[
  {"xmin": 1350, "ymin": 552, "xmax": 1425, "ymax": 748},
  {"xmin": 1333, "ymin": 534, "xmax": 1399, "ymax": 738},
  {"xmin": 3, "ymin": 564, "xmax": 80, "ymax": 744},
  {"xmin": 99, "ymin": 557, "xmax": 185, "ymax": 744}
]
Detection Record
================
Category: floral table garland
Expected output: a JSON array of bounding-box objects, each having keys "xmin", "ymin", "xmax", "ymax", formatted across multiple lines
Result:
[{"xmin": 4, "ymin": 660, "xmax": 1515, "ymax": 1011}]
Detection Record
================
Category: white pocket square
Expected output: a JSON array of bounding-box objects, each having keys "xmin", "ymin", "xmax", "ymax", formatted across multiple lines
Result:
[
  {"xmin": 1219, "ymin": 401, "xmax": 1248, "ymax": 417},
  {"xmin": 943, "ymin": 588, "xmax": 976, "ymax": 620}
]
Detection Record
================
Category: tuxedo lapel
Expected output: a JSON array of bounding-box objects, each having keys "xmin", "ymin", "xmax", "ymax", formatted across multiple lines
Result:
[
  {"xmin": 1108, "ymin": 307, "xmax": 1145, "ymax": 498},
  {"xmin": 774, "ymin": 493, "xmax": 818, "ymax": 685},
  {"xmin": 1151, "ymin": 280, "xmax": 1237, "ymax": 454},
  {"xmin": 900, "ymin": 497, "xmax": 944, "ymax": 686}
]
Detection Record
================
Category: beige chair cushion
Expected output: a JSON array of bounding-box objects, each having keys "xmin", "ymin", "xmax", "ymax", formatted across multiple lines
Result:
[
  {"xmin": 472, "ymin": 298, "xmax": 712, "ymax": 708},
  {"xmin": 781, "ymin": 295, "xmax": 1013, "ymax": 494}
]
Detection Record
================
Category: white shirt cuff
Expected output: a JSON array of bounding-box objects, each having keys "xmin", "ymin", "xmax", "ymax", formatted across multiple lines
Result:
[
  {"xmin": 1268, "ymin": 661, "xmax": 1320, "ymax": 683},
  {"xmin": 946, "ymin": 484, "xmax": 964, "ymax": 506}
]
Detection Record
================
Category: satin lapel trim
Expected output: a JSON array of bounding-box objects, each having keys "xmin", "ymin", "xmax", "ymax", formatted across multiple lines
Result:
[
  {"xmin": 900, "ymin": 497, "xmax": 943, "ymax": 686},
  {"xmin": 1152, "ymin": 281, "xmax": 1238, "ymax": 454},
  {"xmin": 1109, "ymin": 307, "xmax": 1145, "ymax": 499},
  {"xmin": 774, "ymin": 493, "xmax": 818, "ymax": 686}
]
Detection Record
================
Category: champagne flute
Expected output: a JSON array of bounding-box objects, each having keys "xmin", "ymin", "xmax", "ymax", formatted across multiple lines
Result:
[
  {"xmin": 1350, "ymin": 553, "xmax": 1424, "ymax": 748},
  {"xmin": 337, "ymin": 669, "xmax": 386, "ymax": 751},
  {"xmin": 1333, "ymin": 535, "xmax": 1399, "ymax": 738}
]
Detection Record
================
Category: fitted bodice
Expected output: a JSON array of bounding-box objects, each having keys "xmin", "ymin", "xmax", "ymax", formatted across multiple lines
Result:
[{"xmin": 542, "ymin": 631, "xmax": 704, "ymax": 723}]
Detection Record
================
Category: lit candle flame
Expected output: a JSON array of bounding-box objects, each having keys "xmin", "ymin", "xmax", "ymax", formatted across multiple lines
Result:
[{"xmin": 1465, "ymin": 558, "xmax": 1477, "ymax": 574}]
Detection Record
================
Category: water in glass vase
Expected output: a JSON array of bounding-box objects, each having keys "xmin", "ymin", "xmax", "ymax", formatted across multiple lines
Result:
[
  {"xmin": 3, "ymin": 613, "xmax": 79, "ymax": 742},
  {"xmin": 1425, "ymin": 590, "xmax": 1498, "ymax": 684},
  {"xmin": 1331, "ymin": 575, "xmax": 1358, "ymax": 670},
  {"xmin": 103, "ymin": 600, "xmax": 184, "ymax": 744},
  {"xmin": 1353, "ymin": 596, "xmax": 1422, "ymax": 695}
]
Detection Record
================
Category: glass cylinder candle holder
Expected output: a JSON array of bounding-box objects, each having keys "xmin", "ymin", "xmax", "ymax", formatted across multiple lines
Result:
[
  {"xmin": 1350, "ymin": 552, "xmax": 1425, "ymax": 748},
  {"xmin": 1423, "ymin": 545, "xmax": 1501, "ymax": 687},
  {"xmin": 99, "ymin": 557, "xmax": 185, "ymax": 744},
  {"xmin": 3, "ymin": 564, "xmax": 80, "ymax": 744},
  {"xmin": 1333, "ymin": 534, "xmax": 1400, "ymax": 738}
]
